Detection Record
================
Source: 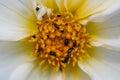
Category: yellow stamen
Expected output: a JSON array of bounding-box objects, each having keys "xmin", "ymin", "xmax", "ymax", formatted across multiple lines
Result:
[{"xmin": 25, "ymin": 13, "xmax": 91, "ymax": 71}]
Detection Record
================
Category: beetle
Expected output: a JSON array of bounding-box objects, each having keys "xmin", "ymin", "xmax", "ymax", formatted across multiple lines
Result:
[{"xmin": 62, "ymin": 55, "xmax": 70, "ymax": 63}]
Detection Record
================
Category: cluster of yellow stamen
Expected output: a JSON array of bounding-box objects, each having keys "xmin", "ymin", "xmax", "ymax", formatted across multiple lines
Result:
[{"xmin": 27, "ymin": 13, "xmax": 91, "ymax": 71}]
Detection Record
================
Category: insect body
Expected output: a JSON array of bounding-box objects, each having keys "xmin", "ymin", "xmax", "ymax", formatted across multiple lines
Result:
[{"xmin": 34, "ymin": 1, "xmax": 52, "ymax": 20}]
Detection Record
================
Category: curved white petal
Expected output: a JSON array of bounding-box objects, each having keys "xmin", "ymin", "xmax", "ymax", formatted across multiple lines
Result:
[
  {"xmin": 87, "ymin": 10, "xmax": 120, "ymax": 50},
  {"xmin": 78, "ymin": 47, "xmax": 120, "ymax": 80},
  {"xmin": 29, "ymin": 65, "xmax": 90, "ymax": 80},
  {"xmin": 64, "ymin": 0, "xmax": 84, "ymax": 13},
  {"xmin": 0, "ymin": 0, "xmax": 37, "ymax": 41},
  {"xmin": 91, "ymin": 47, "xmax": 120, "ymax": 71},
  {"xmin": 89, "ymin": 0, "xmax": 120, "ymax": 22},
  {"xmin": 91, "ymin": 38, "xmax": 120, "ymax": 51},
  {"xmin": 10, "ymin": 62, "xmax": 34, "ymax": 80},
  {"xmin": 0, "ymin": 41, "xmax": 34, "ymax": 80},
  {"xmin": 56, "ymin": 0, "xmax": 66, "ymax": 13},
  {"xmin": 28, "ymin": 65, "xmax": 63, "ymax": 80},
  {"xmin": 64, "ymin": 65, "xmax": 90, "ymax": 80},
  {"xmin": 75, "ymin": 0, "xmax": 116, "ymax": 19}
]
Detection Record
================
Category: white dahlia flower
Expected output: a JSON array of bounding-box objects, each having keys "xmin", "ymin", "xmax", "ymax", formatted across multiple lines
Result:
[{"xmin": 0, "ymin": 0, "xmax": 120, "ymax": 80}]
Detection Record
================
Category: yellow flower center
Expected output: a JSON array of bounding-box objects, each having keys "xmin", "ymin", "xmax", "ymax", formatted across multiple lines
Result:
[{"xmin": 25, "ymin": 13, "xmax": 91, "ymax": 71}]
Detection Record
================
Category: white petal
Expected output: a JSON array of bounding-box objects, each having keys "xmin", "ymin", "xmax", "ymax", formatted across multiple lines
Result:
[
  {"xmin": 10, "ymin": 62, "xmax": 34, "ymax": 80},
  {"xmin": 78, "ymin": 47, "xmax": 120, "ymax": 80},
  {"xmin": 28, "ymin": 65, "xmax": 63, "ymax": 80},
  {"xmin": 91, "ymin": 38, "xmax": 120, "ymax": 51},
  {"xmin": 29, "ymin": 64, "xmax": 90, "ymax": 80},
  {"xmin": 49, "ymin": 71, "xmax": 63, "ymax": 80},
  {"xmin": 89, "ymin": 0, "xmax": 120, "ymax": 22},
  {"xmin": 87, "ymin": 8, "xmax": 120, "ymax": 50},
  {"xmin": 92, "ymin": 47, "xmax": 120, "ymax": 71},
  {"xmin": 0, "ymin": 41, "xmax": 34, "ymax": 80},
  {"xmin": 64, "ymin": 0, "xmax": 84, "ymax": 13},
  {"xmin": 56, "ymin": 0, "xmax": 66, "ymax": 13},
  {"xmin": 64, "ymin": 65, "xmax": 90, "ymax": 80},
  {"xmin": 75, "ymin": 0, "xmax": 115, "ymax": 19},
  {"xmin": 0, "ymin": 0, "xmax": 37, "ymax": 41}
]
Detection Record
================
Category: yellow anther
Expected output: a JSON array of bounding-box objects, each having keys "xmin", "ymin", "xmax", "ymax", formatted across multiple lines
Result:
[
  {"xmin": 73, "ymin": 57, "xmax": 77, "ymax": 62},
  {"xmin": 76, "ymin": 53, "xmax": 79, "ymax": 56},
  {"xmin": 48, "ymin": 59, "xmax": 52, "ymax": 64},
  {"xmin": 43, "ymin": 34, "xmax": 47, "ymax": 40},
  {"xmin": 56, "ymin": 50, "xmax": 61, "ymax": 57},
  {"xmin": 45, "ymin": 39, "xmax": 52, "ymax": 45},
  {"xmin": 50, "ymin": 33, "xmax": 55, "ymax": 39},
  {"xmin": 70, "ymin": 54, "xmax": 73, "ymax": 58},
  {"xmin": 52, "ymin": 61, "xmax": 56, "ymax": 66},
  {"xmin": 41, "ymin": 44, "xmax": 45, "ymax": 48},
  {"xmin": 56, "ymin": 31, "xmax": 61, "ymax": 37},
  {"xmin": 75, "ymin": 24, "xmax": 81, "ymax": 31},
  {"xmin": 66, "ymin": 33, "xmax": 71, "ymax": 39},
  {"xmin": 44, "ymin": 29, "xmax": 49, "ymax": 34},
  {"xmin": 60, "ymin": 58, "xmax": 65, "ymax": 61},
  {"xmin": 27, "ymin": 13, "xmax": 91, "ymax": 71},
  {"xmin": 46, "ymin": 48, "xmax": 50, "ymax": 53},
  {"xmin": 45, "ymin": 54, "xmax": 48, "ymax": 58},
  {"xmin": 48, "ymin": 26, "xmax": 53, "ymax": 31},
  {"xmin": 39, "ymin": 60, "xmax": 45, "ymax": 66},
  {"xmin": 80, "ymin": 49, "xmax": 85, "ymax": 53},
  {"xmin": 72, "ymin": 35, "xmax": 76, "ymax": 40},
  {"xmin": 68, "ymin": 42, "xmax": 73, "ymax": 47},
  {"xmin": 51, "ymin": 28, "xmax": 55, "ymax": 33},
  {"xmin": 56, "ymin": 58, "xmax": 59, "ymax": 61},
  {"xmin": 67, "ymin": 26, "xmax": 72, "ymax": 32},
  {"xmin": 72, "ymin": 62, "xmax": 77, "ymax": 67},
  {"xmin": 87, "ymin": 44, "xmax": 92, "ymax": 48},
  {"xmin": 61, "ymin": 62, "xmax": 66, "ymax": 68},
  {"xmin": 57, "ymin": 20, "xmax": 63, "ymax": 24}
]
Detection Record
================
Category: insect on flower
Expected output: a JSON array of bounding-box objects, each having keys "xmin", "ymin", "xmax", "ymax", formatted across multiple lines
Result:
[{"xmin": 34, "ymin": 3, "xmax": 52, "ymax": 20}]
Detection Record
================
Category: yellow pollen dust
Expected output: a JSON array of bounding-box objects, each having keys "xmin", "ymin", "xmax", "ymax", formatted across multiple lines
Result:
[{"xmin": 27, "ymin": 13, "xmax": 91, "ymax": 71}]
